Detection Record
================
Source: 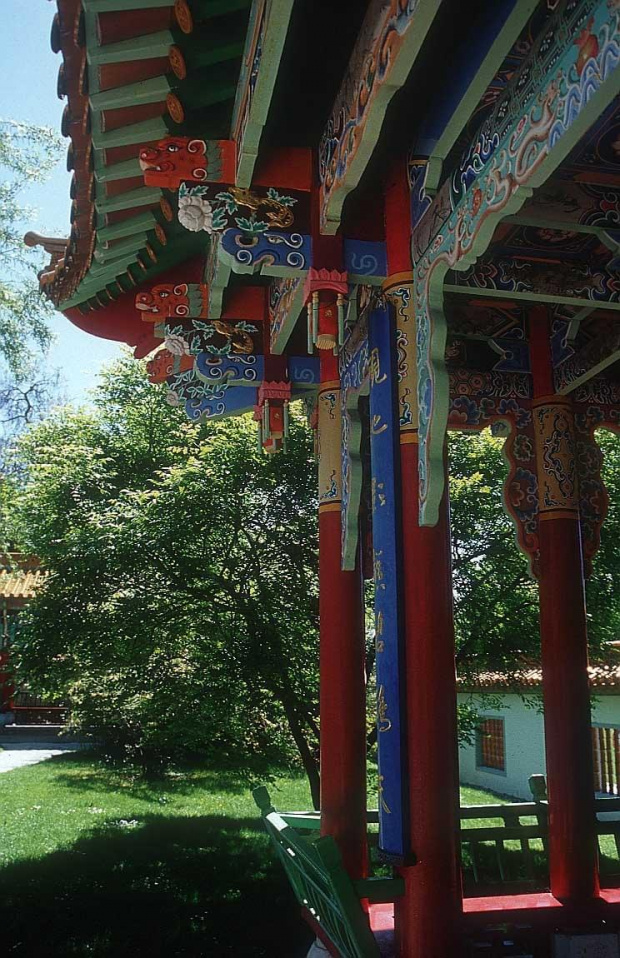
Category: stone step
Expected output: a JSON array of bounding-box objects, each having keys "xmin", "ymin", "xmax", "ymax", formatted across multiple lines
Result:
[{"xmin": 0, "ymin": 725, "xmax": 69, "ymax": 742}]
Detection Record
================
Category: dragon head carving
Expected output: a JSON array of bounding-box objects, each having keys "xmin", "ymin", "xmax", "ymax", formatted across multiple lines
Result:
[
  {"xmin": 139, "ymin": 138, "xmax": 208, "ymax": 189},
  {"xmin": 146, "ymin": 348, "xmax": 194, "ymax": 384},
  {"xmin": 135, "ymin": 284, "xmax": 191, "ymax": 320}
]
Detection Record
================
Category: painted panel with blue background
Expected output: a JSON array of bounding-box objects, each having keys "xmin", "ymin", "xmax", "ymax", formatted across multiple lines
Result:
[{"xmin": 368, "ymin": 305, "xmax": 409, "ymax": 863}]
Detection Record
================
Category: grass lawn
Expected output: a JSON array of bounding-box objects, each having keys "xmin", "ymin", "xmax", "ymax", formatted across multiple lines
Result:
[
  {"xmin": 1, "ymin": 753, "xmax": 617, "ymax": 957},
  {"xmin": 0, "ymin": 751, "xmax": 316, "ymax": 958}
]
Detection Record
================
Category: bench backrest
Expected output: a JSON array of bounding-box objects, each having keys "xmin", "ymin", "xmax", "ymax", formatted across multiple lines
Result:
[
  {"xmin": 253, "ymin": 787, "xmax": 380, "ymax": 958},
  {"xmin": 459, "ymin": 776, "xmax": 620, "ymax": 891}
]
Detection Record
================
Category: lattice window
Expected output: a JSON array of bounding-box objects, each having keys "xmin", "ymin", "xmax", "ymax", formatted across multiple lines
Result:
[
  {"xmin": 477, "ymin": 718, "xmax": 505, "ymax": 771},
  {"xmin": 592, "ymin": 725, "xmax": 620, "ymax": 796}
]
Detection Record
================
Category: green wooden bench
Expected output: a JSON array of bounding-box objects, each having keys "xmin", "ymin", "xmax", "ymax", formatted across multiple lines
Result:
[
  {"xmin": 460, "ymin": 775, "xmax": 620, "ymax": 891},
  {"xmin": 255, "ymin": 777, "xmax": 620, "ymax": 956},
  {"xmin": 527, "ymin": 775, "xmax": 620, "ymax": 885},
  {"xmin": 460, "ymin": 798, "xmax": 547, "ymax": 891},
  {"xmin": 253, "ymin": 787, "xmax": 403, "ymax": 958}
]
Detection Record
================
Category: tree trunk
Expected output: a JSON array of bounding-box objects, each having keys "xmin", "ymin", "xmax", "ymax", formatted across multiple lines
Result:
[{"xmin": 277, "ymin": 688, "xmax": 321, "ymax": 810}]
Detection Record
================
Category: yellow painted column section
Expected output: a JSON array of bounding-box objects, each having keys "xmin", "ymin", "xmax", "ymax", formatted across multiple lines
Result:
[
  {"xmin": 532, "ymin": 397, "xmax": 580, "ymax": 521},
  {"xmin": 317, "ymin": 379, "xmax": 343, "ymax": 514},
  {"xmin": 383, "ymin": 274, "xmax": 418, "ymax": 445}
]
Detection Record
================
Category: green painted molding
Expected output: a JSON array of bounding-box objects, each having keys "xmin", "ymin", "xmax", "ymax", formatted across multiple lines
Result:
[
  {"xmin": 194, "ymin": 0, "xmax": 252, "ymax": 16},
  {"xmin": 94, "ymin": 233, "xmax": 149, "ymax": 263},
  {"xmin": 175, "ymin": 33, "xmax": 245, "ymax": 73},
  {"xmin": 232, "ymin": 0, "xmax": 295, "ymax": 189},
  {"xmin": 171, "ymin": 73, "xmax": 238, "ymax": 114},
  {"xmin": 90, "ymin": 75, "xmax": 172, "ymax": 111},
  {"xmin": 424, "ymin": 0, "xmax": 539, "ymax": 195},
  {"xmin": 319, "ymin": 0, "xmax": 440, "ymax": 235},
  {"xmin": 88, "ymin": 31, "xmax": 174, "ymax": 66},
  {"xmin": 203, "ymin": 235, "xmax": 230, "ymax": 319},
  {"xmin": 558, "ymin": 336, "xmax": 620, "ymax": 395},
  {"xmin": 83, "ymin": 7, "xmax": 101, "ymax": 96},
  {"xmin": 96, "ymin": 186, "xmax": 162, "ymax": 214},
  {"xmin": 443, "ymin": 283, "xmax": 620, "ymax": 312},
  {"xmin": 508, "ymin": 211, "xmax": 602, "ymax": 234},
  {"xmin": 62, "ymin": 263, "xmax": 144, "ymax": 306},
  {"xmin": 87, "ymin": 250, "xmax": 145, "ymax": 279},
  {"xmin": 95, "ymin": 158, "xmax": 143, "ymax": 184},
  {"xmin": 269, "ymin": 277, "xmax": 306, "ymax": 356},
  {"xmin": 83, "ymin": 0, "xmax": 172, "ymax": 11},
  {"xmin": 348, "ymin": 268, "xmax": 384, "ymax": 287},
  {"xmin": 60, "ymin": 268, "xmax": 136, "ymax": 309},
  {"xmin": 508, "ymin": 211, "xmax": 620, "ymax": 260},
  {"xmin": 92, "ymin": 117, "xmax": 168, "ymax": 151},
  {"xmin": 97, "ymin": 211, "xmax": 159, "ymax": 243}
]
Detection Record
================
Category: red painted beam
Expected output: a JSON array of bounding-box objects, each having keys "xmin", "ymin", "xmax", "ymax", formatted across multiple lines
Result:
[
  {"xmin": 65, "ymin": 298, "xmax": 159, "ymax": 358},
  {"xmin": 399, "ymin": 443, "xmax": 462, "ymax": 958},
  {"xmin": 63, "ymin": 256, "xmax": 205, "ymax": 357},
  {"xmin": 318, "ymin": 349, "xmax": 367, "ymax": 880},
  {"xmin": 384, "ymin": 160, "xmax": 462, "ymax": 958},
  {"xmin": 253, "ymin": 148, "xmax": 313, "ymax": 192},
  {"xmin": 529, "ymin": 305, "xmax": 600, "ymax": 904},
  {"xmin": 221, "ymin": 285, "xmax": 266, "ymax": 322}
]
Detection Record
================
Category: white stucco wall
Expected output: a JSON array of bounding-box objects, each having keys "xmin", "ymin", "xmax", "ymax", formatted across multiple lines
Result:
[
  {"xmin": 593, "ymin": 694, "xmax": 620, "ymax": 728},
  {"xmin": 458, "ymin": 692, "xmax": 620, "ymax": 801},
  {"xmin": 459, "ymin": 693, "xmax": 546, "ymax": 800}
]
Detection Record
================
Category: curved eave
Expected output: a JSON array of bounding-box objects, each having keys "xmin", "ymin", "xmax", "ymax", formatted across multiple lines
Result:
[
  {"xmin": 62, "ymin": 254, "xmax": 206, "ymax": 357},
  {"xmin": 46, "ymin": 0, "xmax": 250, "ymax": 310}
]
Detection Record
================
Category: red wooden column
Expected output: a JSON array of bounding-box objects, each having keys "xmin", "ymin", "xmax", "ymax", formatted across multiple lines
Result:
[
  {"xmin": 529, "ymin": 306, "xmax": 599, "ymax": 903},
  {"xmin": 317, "ymin": 344, "xmax": 367, "ymax": 879},
  {"xmin": 384, "ymin": 162, "xmax": 462, "ymax": 957}
]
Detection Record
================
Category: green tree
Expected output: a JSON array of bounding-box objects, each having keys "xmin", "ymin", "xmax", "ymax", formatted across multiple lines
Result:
[
  {"xmin": 0, "ymin": 119, "xmax": 61, "ymax": 375},
  {"xmin": 584, "ymin": 427, "xmax": 620, "ymax": 656},
  {"xmin": 448, "ymin": 427, "xmax": 620, "ymax": 675},
  {"xmin": 449, "ymin": 429, "xmax": 539, "ymax": 674},
  {"xmin": 11, "ymin": 365, "xmax": 620, "ymax": 796},
  {"xmin": 13, "ymin": 358, "xmax": 321, "ymax": 800},
  {"xmin": 0, "ymin": 118, "xmax": 63, "ymax": 473}
]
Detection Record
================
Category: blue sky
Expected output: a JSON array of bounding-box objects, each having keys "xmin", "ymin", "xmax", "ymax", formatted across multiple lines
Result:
[{"xmin": 1, "ymin": 0, "xmax": 123, "ymax": 404}]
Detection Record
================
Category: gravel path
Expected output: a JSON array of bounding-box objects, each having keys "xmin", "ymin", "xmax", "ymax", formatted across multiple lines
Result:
[{"xmin": 0, "ymin": 742, "xmax": 81, "ymax": 774}]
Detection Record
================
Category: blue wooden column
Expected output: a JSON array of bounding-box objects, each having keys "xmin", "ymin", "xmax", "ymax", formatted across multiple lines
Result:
[{"xmin": 368, "ymin": 304, "xmax": 410, "ymax": 864}]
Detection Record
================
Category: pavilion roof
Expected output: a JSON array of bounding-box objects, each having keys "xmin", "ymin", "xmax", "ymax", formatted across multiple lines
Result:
[{"xmin": 43, "ymin": 0, "xmax": 250, "ymax": 315}]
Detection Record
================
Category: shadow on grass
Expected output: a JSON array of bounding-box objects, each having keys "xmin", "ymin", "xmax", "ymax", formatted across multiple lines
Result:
[
  {"xmin": 49, "ymin": 751, "xmax": 269, "ymax": 800},
  {"xmin": 461, "ymin": 841, "xmax": 620, "ymax": 896},
  {"xmin": 0, "ymin": 813, "xmax": 313, "ymax": 958},
  {"xmin": 461, "ymin": 840, "xmax": 549, "ymax": 895}
]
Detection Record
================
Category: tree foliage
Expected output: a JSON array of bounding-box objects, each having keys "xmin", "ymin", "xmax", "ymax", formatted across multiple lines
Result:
[
  {"xmin": 449, "ymin": 427, "xmax": 620, "ymax": 674},
  {"xmin": 0, "ymin": 119, "xmax": 63, "ymax": 464},
  {"xmin": 0, "ymin": 119, "xmax": 61, "ymax": 375},
  {"xmin": 449, "ymin": 430, "xmax": 539, "ymax": 674},
  {"xmin": 12, "ymin": 358, "xmax": 320, "ymax": 797},
  {"xmin": 10, "ymin": 363, "xmax": 620, "ymax": 793},
  {"xmin": 584, "ymin": 427, "xmax": 620, "ymax": 654}
]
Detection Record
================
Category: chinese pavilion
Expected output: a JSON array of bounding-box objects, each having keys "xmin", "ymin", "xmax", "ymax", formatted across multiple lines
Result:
[
  {"xmin": 32, "ymin": 0, "xmax": 620, "ymax": 954},
  {"xmin": 0, "ymin": 555, "xmax": 47, "ymax": 722}
]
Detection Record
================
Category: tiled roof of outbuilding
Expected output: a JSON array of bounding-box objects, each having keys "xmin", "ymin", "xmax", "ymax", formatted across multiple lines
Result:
[
  {"xmin": 461, "ymin": 665, "xmax": 620, "ymax": 693},
  {"xmin": 0, "ymin": 571, "xmax": 44, "ymax": 601}
]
